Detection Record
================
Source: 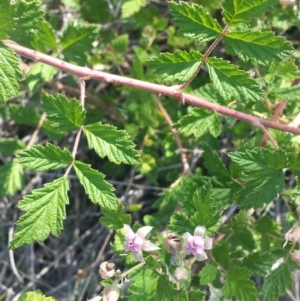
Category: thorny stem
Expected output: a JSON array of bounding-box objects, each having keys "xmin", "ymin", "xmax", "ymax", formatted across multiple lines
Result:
[
  {"xmin": 156, "ymin": 97, "xmax": 190, "ymax": 174},
  {"xmin": 64, "ymin": 78, "xmax": 85, "ymax": 177},
  {"xmin": 5, "ymin": 40, "xmax": 300, "ymax": 136},
  {"xmin": 180, "ymin": 25, "xmax": 230, "ymax": 90}
]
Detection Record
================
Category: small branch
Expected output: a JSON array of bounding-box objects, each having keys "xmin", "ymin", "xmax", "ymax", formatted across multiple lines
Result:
[
  {"xmin": 253, "ymin": 120, "xmax": 279, "ymax": 149},
  {"xmin": 4, "ymin": 40, "xmax": 300, "ymax": 136},
  {"xmin": 26, "ymin": 113, "xmax": 46, "ymax": 149},
  {"xmin": 156, "ymin": 98, "xmax": 190, "ymax": 174}
]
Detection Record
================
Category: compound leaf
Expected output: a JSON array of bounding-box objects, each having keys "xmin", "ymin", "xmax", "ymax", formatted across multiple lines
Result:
[
  {"xmin": 174, "ymin": 108, "xmax": 221, "ymax": 138},
  {"xmin": 10, "ymin": 177, "xmax": 69, "ymax": 249},
  {"xmin": 222, "ymin": 267, "xmax": 257, "ymax": 301},
  {"xmin": 263, "ymin": 263, "xmax": 293, "ymax": 301},
  {"xmin": 83, "ymin": 122, "xmax": 141, "ymax": 165},
  {"xmin": 168, "ymin": 1, "xmax": 222, "ymax": 42},
  {"xmin": 17, "ymin": 143, "xmax": 73, "ymax": 171},
  {"xmin": 74, "ymin": 160, "xmax": 118, "ymax": 210},
  {"xmin": 222, "ymin": 0, "xmax": 274, "ymax": 26},
  {"xmin": 41, "ymin": 92, "xmax": 86, "ymax": 131},
  {"xmin": 224, "ymin": 31, "xmax": 293, "ymax": 65},
  {"xmin": 205, "ymin": 57, "xmax": 263, "ymax": 102},
  {"xmin": 0, "ymin": 42, "xmax": 23, "ymax": 105}
]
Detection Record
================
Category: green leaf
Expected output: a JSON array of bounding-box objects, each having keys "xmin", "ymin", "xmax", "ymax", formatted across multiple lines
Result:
[
  {"xmin": 111, "ymin": 34, "xmax": 129, "ymax": 53},
  {"xmin": 30, "ymin": 20, "xmax": 58, "ymax": 53},
  {"xmin": 268, "ymin": 85, "xmax": 300, "ymax": 102},
  {"xmin": 41, "ymin": 92, "xmax": 86, "ymax": 131},
  {"xmin": 224, "ymin": 31, "xmax": 293, "ymax": 65},
  {"xmin": 202, "ymin": 144, "xmax": 231, "ymax": 182},
  {"xmin": 168, "ymin": 212, "xmax": 194, "ymax": 235},
  {"xmin": 19, "ymin": 290, "xmax": 56, "ymax": 301},
  {"xmin": 263, "ymin": 263, "xmax": 293, "ymax": 301},
  {"xmin": 0, "ymin": 138, "xmax": 26, "ymax": 155},
  {"xmin": 156, "ymin": 275, "xmax": 177, "ymax": 300},
  {"xmin": 128, "ymin": 267, "xmax": 159, "ymax": 301},
  {"xmin": 61, "ymin": 22, "xmax": 99, "ymax": 65},
  {"xmin": 0, "ymin": 159, "xmax": 24, "ymax": 198},
  {"xmin": 17, "ymin": 143, "xmax": 73, "ymax": 171},
  {"xmin": 8, "ymin": 104, "xmax": 40, "ymax": 125},
  {"xmin": 10, "ymin": 177, "xmax": 69, "ymax": 249},
  {"xmin": 222, "ymin": 267, "xmax": 257, "ymax": 301},
  {"xmin": 121, "ymin": 0, "xmax": 146, "ymax": 18},
  {"xmin": 199, "ymin": 264, "xmax": 218, "ymax": 285},
  {"xmin": 191, "ymin": 182, "xmax": 221, "ymax": 229},
  {"xmin": 27, "ymin": 63, "xmax": 57, "ymax": 91},
  {"xmin": 0, "ymin": 0, "xmax": 44, "ymax": 41},
  {"xmin": 242, "ymin": 252, "xmax": 276, "ymax": 277},
  {"xmin": 73, "ymin": 160, "xmax": 118, "ymax": 210},
  {"xmin": 205, "ymin": 57, "xmax": 264, "ymax": 102},
  {"xmin": 168, "ymin": 1, "xmax": 222, "ymax": 42},
  {"xmin": 147, "ymin": 50, "xmax": 203, "ymax": 83},
  {"xmin": 222, "ymin": 0, "xmax": 274, "ymax": 26},
  {"xmin": 174, "ymin": 108, "xmax": 222, "ymax": 138},
  {"xmin": 83, "ymin": 122, "xmax": 141, "ymax": 165},
  {"xmin": 100, "ymin": 204, "xmax": 131, "ymax": 229},
  {"xmin": 212, "ymin": 241, "xmax": 230, "ymax": 270},
  {"xmin": 276, "ymin": 60, "xmax": 300, "ymax": 81},
  {"xmin": 0, "ymin": 42, "xmax": 23, "ymax": 105},
  {"xmin": 112, "ymin": 229, "xmax": 125, "ymax": 253},
  {"xmin": 188, "ymin": 290, "xmax": 205, "ymax": 301}
]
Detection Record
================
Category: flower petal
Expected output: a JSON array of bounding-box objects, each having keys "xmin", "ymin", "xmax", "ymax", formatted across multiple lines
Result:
[
  {"xmin": 124, "ymin": 224, "xmax": 134, "ymax": 237},
  {"xmin": 194, "ymin": 226, "xmax": 206, "ymax": 237},
  {"xmin": 133, "ymin": 250, "xmax": 144, "ymax": 262},
  {"xmin": 182, "ymin": 232, "xmax": 192, "ymax": 241},
  {"xmin": 137, "ymin": 226, "xmax": 153, "ymax": 239},
  {"xmin": 195, "ymin": 251, "xmax": 208, "ymax": 261},
  {"xmin": 142, "ymin": 240, "xmax": 160, "ymax": 251},
  {"xmin": 204, "ymin": 238, "xmax": 213, "ymax": 250}
]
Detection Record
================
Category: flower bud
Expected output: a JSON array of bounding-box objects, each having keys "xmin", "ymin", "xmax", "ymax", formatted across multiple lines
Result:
[
  {"xmin": 291, "ymin": 250, "xmax": 300, "ymax": 265},
  {"xmin": 103, "ymin": 285, "xmax": 120, "ymax": 301},
  {"xmin": 284, "ymin": 226, "xmax": 300, "ymax": 247},
  {"xmin": 174, "ymin": 267, "xmax": 188, "ymax": 283},
  {"xmin": 99, "ymin": 261, "xmax": 116, "ymax": 279},
  {"xmin": 164, "ymin": 233, "xmax": 182, "ymax": 255}
]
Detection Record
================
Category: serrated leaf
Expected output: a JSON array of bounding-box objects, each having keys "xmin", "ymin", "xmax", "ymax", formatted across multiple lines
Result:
[
  {"xmin": 17, "ymin": 143, "xmax": 73, "ymax": 171},
  {"xmin": 8, "ymin": 104, "xmax": 40, "ymax": 125},
  {"xmin": 263, "ymin": 264, "xmax": 293, "ymax": 301},
  {"xmin": 224, "ymin": 31, "xmax": 293, "ymax": 65},
  {"xmin": 205, "ymin": 57, "xmax": 264, "ymax": 102},
  {"xmin": 121, "ymin": 0, "xmax": 146, "ymax": 18},
  {"xmin": 27, "ymin": 63, "xmax": 57, "ymax": 91},
  {"xmin": 19, "ymin": 290, "xmax": 56, "ymax": 301},
  {"xmin": 222, "ymin": 0, "xmax": 274, "ymax": 26},
  {"xmin": 0, "ymin": 0, "xmax": 44, "ymax": 41},
  {"xmin": 199, "ymin": 265, "xmax": 218, "ymax": 285},
  {"xmin": 10, "ymin": 177, "xmax": 69, "ymax": 249},
  {"xmin": 212, "ymin": 242, "xmax": 230, "ymax": 270},
  {"xmin": 128, "ymin": 267, "xmax": 159, "ymax": 301},
  {"xmin": 100, "ymin": 204, "xmax": 131, "ymax": 229},
  {"xmin": 202, "ymin": 144, "xmax": 231, "ymax": 182},
  {"xmin": 0, "ymin": 138, "xmax": 26, "ymax": 155},
  {"xmin": 113, "ymin": 229, "xmax": 125, "ymax": 253},
  {"xmin": 156, "ymin": 275, "xmax": 177, "ymax": 300},
  {"xmin": 174, "ymin": 108, "xmax": 221, "ymax": 138},
  {"xmin": 188, "ymin": 290, "xmax": 205, "ymax": 301},
  {"xmin": 61, "ymin": 22, "xmax": 99, "ymax": 65},
  {"xmin": 168, "ymin": 1, "xmax": 222, "ymax": 42},
  {"xmin": 83, "ymin": 122, "xmax": 141, "ymax": 165},
  {"xmin": 30, "ymin": 20, "xmax": 58, "ymax": 53},
  {"xmin": 268, "ymin": 85, "xmax": 300, "ymax": 102},
  {"xmin": 191, "ymin": 182, "xmax": 220, "ymax": 229},
  {"xmin": 74, "ymin": 160, "xmax": 118, "ymax": 210},
  {"xmin": 222, "ymin": 267, "xmax": 257, "ymax": 301},
  {"xmin": 168, "ymin": 212, "xmax": 195, "ymax": 235},
  {"xmin": 0, "ymin": 159, "xmax": 24, "ymax": 198},
  {"xmin": 0, "ymin": 42, "xmax": 23, "ymax": 104},
  {"xmin": 41, "ymin": 92, "xmax": 86, "ymax": 131},
  {"xmin": 276, "ymin": 60, "xmax": 300, "ymax": 81},
  {"xmin": 242, "ymin": 252, "xmax": 276, "ymax": 277},
  {"xmin": 147, "ymin": 50, "xmax": 203, "ymax": 83},
  {"xmin": 111, "ymin": 34, "xmax": 129, "ymax": 53}
]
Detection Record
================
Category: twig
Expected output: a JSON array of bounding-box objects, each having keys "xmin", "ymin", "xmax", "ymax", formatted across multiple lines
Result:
[
  {"xmin": 253, "ymin": 120, "xmax": 279, "ymax": 149},
  {"xmin": 4, "ymin": 40, "xmax": 300, "ymax": 136},
  {"xmin": 156, "ymin": 98, "xmax": 190, "ymax": 174},
  {"xmin": 26, "ymin": 113, "xmax": 46, "ymax": 149}
]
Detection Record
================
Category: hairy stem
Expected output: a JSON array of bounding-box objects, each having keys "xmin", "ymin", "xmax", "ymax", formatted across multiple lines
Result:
[{"xmin": 5, "ymin": 40, "xmax": 300, "ymax": 136}]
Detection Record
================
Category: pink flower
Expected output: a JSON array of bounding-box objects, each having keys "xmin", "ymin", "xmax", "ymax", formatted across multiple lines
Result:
[
  {"xmin": 123, "ymin": 224, "xmax": 160, "ymax": 262},
  {"xmin": 103, "ymin": 285, "xmax": 120, "ymax": 301},
  {"xmin": 284, "ymin": 226, "xmax": 300, "ymax": 247},
  {"xmin": 291, "ymin": 250, "xmax": 300, "ymax": 265},
  {"xmin": 183, "ymin": 226, "xmax": 213, "ymax": 261}
]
